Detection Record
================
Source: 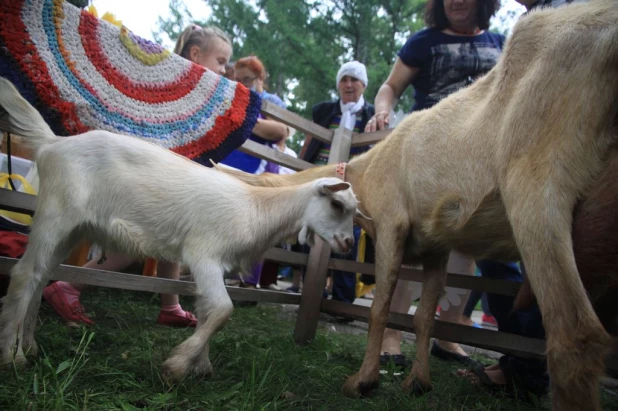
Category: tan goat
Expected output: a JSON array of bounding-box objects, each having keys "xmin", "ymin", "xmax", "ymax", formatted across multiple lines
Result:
[{"xmin": 215, "ymin": 1, "xmax": 618, "ymax": 409}]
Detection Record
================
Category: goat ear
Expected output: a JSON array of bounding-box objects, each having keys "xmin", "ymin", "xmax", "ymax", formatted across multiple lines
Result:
[
  {"xmin": 355, "ymin": 208, "xmax": 372, "ymax": 220},
  {"xmin": 298, "ymin": 225, "xmax": 309, "ymax": 245},
  {"xmin": 298, "ymin": 225, "xmax": 316, "ymax": 247},
  {"xmin": 320, "ymin": 182, "xmax": 351, "ymax": 195},
  {"xmin": 307, "ymin": 231, "xmax": 316, "ymax": 247}
]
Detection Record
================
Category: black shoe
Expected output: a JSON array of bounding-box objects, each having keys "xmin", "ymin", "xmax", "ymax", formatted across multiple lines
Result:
[
  {"xmin": 430, "ymin": 340, "xmax": 474, "ymax": 365},
  {"xmin": 380, "ymin": 352, "xmax": 407, "ymax": 367},
  {"xmin": 380, "ymin": 352, "xmax": 407, "ymax": 376}
]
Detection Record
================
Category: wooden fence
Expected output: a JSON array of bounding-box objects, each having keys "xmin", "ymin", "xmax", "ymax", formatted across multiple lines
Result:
[{"xmin": 1, "ymin": 100, "xmax": 617, "ymax": 373}]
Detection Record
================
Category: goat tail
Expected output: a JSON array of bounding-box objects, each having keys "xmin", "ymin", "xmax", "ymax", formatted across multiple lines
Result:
[{"xmin": 0, "ymin": 77, "xmax": 59, "ymax": 151}]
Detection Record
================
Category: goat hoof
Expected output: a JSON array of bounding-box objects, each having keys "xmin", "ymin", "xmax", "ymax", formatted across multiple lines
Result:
[
  {"xmin": 23, "ymin": 339, "xmax": 39, "ymax": 358},
  {"xmin": 342, "ymin": 374, "xmax": 379, "ymax": 398},
  {"xmin": 14, "ymin": 353, "xmax": 28, "ymax": 366},
  {"xmin": 161, "ymin": 357, "xmax": 190, "ymax": 384},
  {"xmin": 0, "ymin": 353, "xmax": 11, "ymax": 366},
  {"xmin": 195, "ymin": 367, "xmax": 214, "ymax": 380},
  {"xmin": 1, "ymin": 354, "xmax": 27, "ymax": 368},
  {"xmin": 402, "ymin": 379, "xmax": 433, "ymax": 396},
  {"xmin": 1, "ymin": 345, "xmax": 27, "ymax": 367},
  {"xmin": 192, "ymin": 357, "xmax": 214, "ymax": 379}
]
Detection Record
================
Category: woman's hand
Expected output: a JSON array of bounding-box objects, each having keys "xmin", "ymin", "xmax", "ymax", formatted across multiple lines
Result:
[
  {"xmin": 365, "ymin": 111, "xmax": 390, "ymax": 132},
  {"xmin": 365, "ymin": 59, "xmax": 420, "ymax": 133}
]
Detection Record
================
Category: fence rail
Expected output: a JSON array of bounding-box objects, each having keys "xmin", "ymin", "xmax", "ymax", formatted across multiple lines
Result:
[
  {"xmin": 239, "ymin": 139, "xmax": 313, "ymax": 171},
  {"xmin": 351, "ymin": 128, "xmax": 391, "ymax": 147},
  {"xmin": 261, "ymin": 100, "xmax": 333, "ymax": 144},
  {"xmin": 0, "ymin": 188, "xmax": 523, "ymax": 298},
  {"xmin": 0, "ymin": 258, "xmax": 301, "ymax": 305},
  {"xmin": 2, "ymin": 98, "xmax": 615, "ymax": 375}
]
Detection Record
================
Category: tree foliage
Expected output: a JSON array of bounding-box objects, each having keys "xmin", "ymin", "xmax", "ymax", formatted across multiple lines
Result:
[
  {"xmin": 155, "ymin": 0, "xmax": 427, "ymax": 120},
  {"xmin": 153, "ymin": 0, "xmax": 520, "ymax": 152}
]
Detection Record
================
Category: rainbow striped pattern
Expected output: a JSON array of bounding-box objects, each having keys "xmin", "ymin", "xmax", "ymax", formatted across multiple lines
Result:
[{"xmin": 0, "ymin": 0, "xmax": 261, "ymax": 166}]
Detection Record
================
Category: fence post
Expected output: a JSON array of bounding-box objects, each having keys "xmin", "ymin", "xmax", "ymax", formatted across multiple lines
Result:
[{"xmin": 293, "ymin": 126, "xmax": 352, "ymax": 344}]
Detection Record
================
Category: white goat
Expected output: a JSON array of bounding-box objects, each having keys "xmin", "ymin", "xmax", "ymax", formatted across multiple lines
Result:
[{"xmin": 0, "ymin": 77, "xmax": 358, "ymax": 382}]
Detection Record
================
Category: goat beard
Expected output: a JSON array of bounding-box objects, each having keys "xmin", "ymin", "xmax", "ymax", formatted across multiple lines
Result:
[{"xmin": 298, "ymin": 225, "xmax": 316, "ymax": 247}]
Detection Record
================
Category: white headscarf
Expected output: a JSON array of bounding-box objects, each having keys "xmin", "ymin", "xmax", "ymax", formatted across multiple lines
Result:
[
  {"xmin": 336, "ymin": 61, "xmax": 368, "ymax": 88},
  {"xmin": 336, "ymin": 61, "xmax": 368, "ymax": 131},
  {"xmin": 339, "ymin": 95, "xmax": 365, "ymax": 131}
]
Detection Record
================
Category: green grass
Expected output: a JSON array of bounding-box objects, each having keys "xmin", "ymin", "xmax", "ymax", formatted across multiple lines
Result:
[{"xmin": 0, "ymin": 287, "xmax": 616, "ymax": 410}]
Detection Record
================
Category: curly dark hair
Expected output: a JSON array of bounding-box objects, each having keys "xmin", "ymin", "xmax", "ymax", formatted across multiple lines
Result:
[{"xmin": 424, "ymin": 0, "xmax": 501, "ymax": 31}]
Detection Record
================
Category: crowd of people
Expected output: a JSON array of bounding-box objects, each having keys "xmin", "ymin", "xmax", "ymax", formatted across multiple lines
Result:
[{"xmin": 40, "ymin": 0, "xmax": 581, "ymax": 403}]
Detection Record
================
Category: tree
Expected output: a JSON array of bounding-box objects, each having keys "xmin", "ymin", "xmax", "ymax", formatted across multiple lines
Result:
[{"xmin": 155, "ymin": 0, "xmax": 426, "ymax": 123}]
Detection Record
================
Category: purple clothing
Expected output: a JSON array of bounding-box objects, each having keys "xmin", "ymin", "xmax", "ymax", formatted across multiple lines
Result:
[
  {"xmin": 241, "ymin": 262, "xmax": 263, "ymax": 286},
  {"xmin": 220, "ymin": 91, "xmax": 286, "ymax": 174}
]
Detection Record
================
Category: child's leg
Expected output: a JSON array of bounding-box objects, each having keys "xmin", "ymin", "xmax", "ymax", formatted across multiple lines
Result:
[{"xmin": 156, "ymin": 260, "xmax": 197, "ymax": 327}]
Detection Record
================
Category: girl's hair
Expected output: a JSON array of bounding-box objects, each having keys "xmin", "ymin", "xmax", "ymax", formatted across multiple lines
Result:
[
  {"xmin": 234, "ymin": 55, "xmax": 267, "ymax": 81},
  {"xmin": 173, "ymin": 24, "xmax": 232, "ymax": 59},
  {"xmin": 424, "ymin": 0, "xmax": 500, "ymax": 31}
]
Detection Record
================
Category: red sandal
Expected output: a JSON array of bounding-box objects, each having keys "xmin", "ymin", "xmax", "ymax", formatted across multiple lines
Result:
[
  {"xmin": 42, "ymin": 282, "xmax": 94, "ymax": 326},
  {"xmin": 156, "ymin": 309, "xmax": 198, "ymax": 328}
]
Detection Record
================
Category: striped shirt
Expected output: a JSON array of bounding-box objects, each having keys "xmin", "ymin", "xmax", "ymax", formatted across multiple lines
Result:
[{"xmin": 313, "ymin": 113, "xmax": 363, "ymax": 165}]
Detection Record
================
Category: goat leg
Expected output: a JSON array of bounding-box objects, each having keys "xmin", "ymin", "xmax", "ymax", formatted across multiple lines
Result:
[
  {"xmin": 401, "ymin": 252, "xmax": 448, "ymax": 395},
  {"xmin": 162, "ymin": 260, "xmax": 231, "ymax": 384},
  {"xmin": 501, "ymin": 162, "xmax": 611, "ymax": 411},
  {"xmin": 342, "ymin": 221, "xmax": 408, "ymax": 397}
]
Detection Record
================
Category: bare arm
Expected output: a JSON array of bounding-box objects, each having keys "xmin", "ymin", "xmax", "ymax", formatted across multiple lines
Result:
[
  {"xmin": 366, "ymin": 58, "xmax": 420, "ymax": 132},
  {"xmin": 252, "ymin": 118, "xmax": 289, "ymax": 142}
]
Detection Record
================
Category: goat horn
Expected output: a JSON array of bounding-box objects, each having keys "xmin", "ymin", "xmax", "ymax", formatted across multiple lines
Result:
[
  {"xmin": 356, "ymin": 208, "xmax": 372, "ymax": 220},
  {"xmin": 209, "ymin": 159, "xmax": 223, "ymax": 172}
]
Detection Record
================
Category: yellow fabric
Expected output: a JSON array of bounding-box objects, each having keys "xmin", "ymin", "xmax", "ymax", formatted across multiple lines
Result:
[
  {"xmin": 87, "ymin": 5, "xmax": 98, "ymax": 17},
  {"xmin": 355, "ymin": 228, "xmax": 375, "ymax": 298},
  {"xmin": 87, "ymin": 6, "xmax": 123, "ymax": 28},
  {"xmin": 0, "ymin": 173, "xmax": 36, "ymax": 226}
]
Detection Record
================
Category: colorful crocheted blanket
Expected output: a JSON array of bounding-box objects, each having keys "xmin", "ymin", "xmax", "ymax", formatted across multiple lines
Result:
[{"xmin": 0, "ymin": 0, "xmax": 261, "ymax": 166}]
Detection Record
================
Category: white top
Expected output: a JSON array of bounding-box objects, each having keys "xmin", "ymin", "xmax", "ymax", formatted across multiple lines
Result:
[{"xmin": 279, "ymin": 146, "xmax": 298, "ymax": 175}]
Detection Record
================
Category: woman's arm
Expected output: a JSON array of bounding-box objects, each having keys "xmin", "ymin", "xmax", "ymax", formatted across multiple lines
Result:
[
  {"xmin": 252, "ymin": 118, "xmax": 289, "ymax": 142},
  {"xmin": 366, "ymin": 58, "xmax": 420, "ymax": 132}
]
